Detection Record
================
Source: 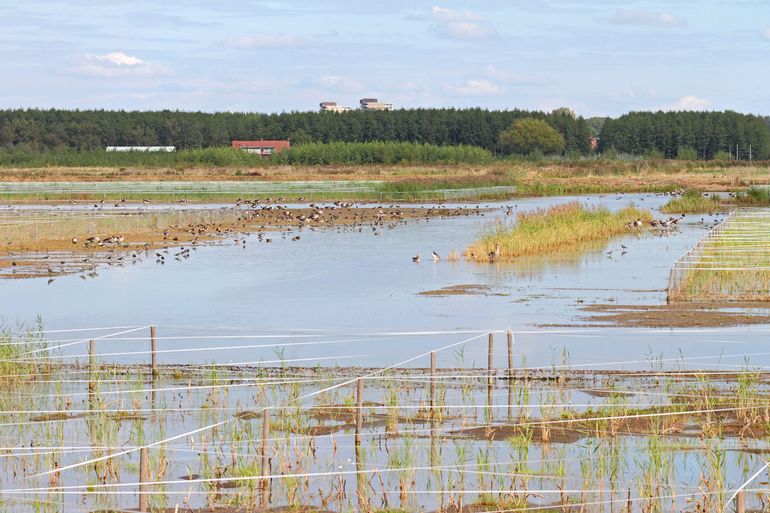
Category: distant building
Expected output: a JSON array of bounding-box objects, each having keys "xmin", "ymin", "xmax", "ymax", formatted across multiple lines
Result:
[
  {"xmin": 231, "ymin": 140, "xmax": 291, "ymax": 157},
  {"xmin": 320, "ymin": 101, "xmax": 351, "ymax": 113},
  {"xmin": 359, "ymin": 98, "xmax": 393, "ymax": 111},
  {"xmin": 105, "ymin": 146, "xmax": 175, "ymax": 152}
]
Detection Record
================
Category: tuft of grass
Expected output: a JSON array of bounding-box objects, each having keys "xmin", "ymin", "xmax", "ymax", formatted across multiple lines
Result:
[
  {"xmin": 738, "ymin": 186, "xmax": 770, "ymax": 206},
  {"xmin": 0, "ymin": 320, "xmax": 48, "ymax": 385},
  {"xmin": 465, "ymin": 201, "xmax": 652, "ymax": 261},
  {"xmin": 661, "ymin": 190, "xmax": 723, "ymax": 214}
]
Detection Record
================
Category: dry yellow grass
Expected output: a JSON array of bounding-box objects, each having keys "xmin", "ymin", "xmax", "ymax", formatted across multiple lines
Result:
[{"xmin": 465, "ymin": 202, "xmax": 652, "ymax": 261}]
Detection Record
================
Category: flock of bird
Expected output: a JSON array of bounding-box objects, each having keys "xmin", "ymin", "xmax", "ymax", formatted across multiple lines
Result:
[{"xmin": 0, "ymin": 194, "xmax": 727, "ymax": 282}]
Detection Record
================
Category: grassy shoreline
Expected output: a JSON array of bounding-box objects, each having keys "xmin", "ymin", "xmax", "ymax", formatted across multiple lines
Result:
[
  {"xmin": 465, "ymin": 202, "xmax": 653, "ymax": 261},
  {"xmin": 1, "ymin": 160, "xmax": 770, "ymax": 203},
  {"xmin": 661, "ymin": 187, "xmax": 770, "ymax": 214}
]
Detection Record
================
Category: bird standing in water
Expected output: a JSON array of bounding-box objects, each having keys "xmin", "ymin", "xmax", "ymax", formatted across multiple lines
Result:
[
  {"xmin": 412, "ymin": 254, "xmax": 420, "ymax": 262},
  {"xmin": 432, "ymin": 251, "xmax": 441, "ymax": 262}
]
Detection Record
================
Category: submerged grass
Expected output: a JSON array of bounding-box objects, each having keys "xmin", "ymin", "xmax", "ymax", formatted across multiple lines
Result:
[{"xmin": 464, "ymin": 201, "xmax": 652, "ymax": 262}]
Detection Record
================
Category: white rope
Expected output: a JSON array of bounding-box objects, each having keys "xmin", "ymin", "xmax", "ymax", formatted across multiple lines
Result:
[{"xmin": 32, "ymin": 331, "xmax": 491, "ymax": 479}]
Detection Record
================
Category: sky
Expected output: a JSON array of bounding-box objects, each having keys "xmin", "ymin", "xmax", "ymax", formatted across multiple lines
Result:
[{"xmin": 0, "ymin": 0, "xmax": 769, "ymax": 117}]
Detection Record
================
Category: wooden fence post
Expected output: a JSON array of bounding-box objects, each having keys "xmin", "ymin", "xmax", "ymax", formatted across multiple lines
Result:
[
  {"xmin": 356, "ymin": 378, "xmax": 364, "ymax": 440},
  {"xmin": 261, "ymin": 409, "xmax": 270, "ymax": 487},
  {"xmin": 487, "ymin": 333, "xmax": 494, "ymax": 416},
  {"xmin": 507, "ymin": 330, "xmax": 513, "ymax": 421},
  {"xmin": 150, "ymin": 326, "xmax": 157, "ymax": 377},
  {"xmin": 139, "ymin": 447, "xmax": 149, "ymax": 512},
  {"xmin": 736, "ymin": 489, "xmax": 746, "ymax": 513},
  {"xmin": 487, "ymin": 332, "xmax": 494, "ymax": 387},
  {"xmin": 430, "ymin": 351, "xmax": 437, "ymax": 418},
  {"xmin": 506, "ymin": 330, "xmax": 513, "ymax": 379},
  {"xmin": 355, "ymin": 378, "xmax": 367, "ymax": 511},
  {"xmin": 89, "ymin": 339, "xmax": 96, "ymax": 405}
]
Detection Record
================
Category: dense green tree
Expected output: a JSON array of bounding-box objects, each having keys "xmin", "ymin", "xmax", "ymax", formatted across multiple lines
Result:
[
  {"xmin": 600, "ymin": 111, "xmax": 770, "ymax": 160},
  {"xmin": 0, "ymin": 108, "xmax": 592, "ymax": 154},
  {"xmin": 498, "ymin": 118, "xmax": 566, "ymax": 155}
]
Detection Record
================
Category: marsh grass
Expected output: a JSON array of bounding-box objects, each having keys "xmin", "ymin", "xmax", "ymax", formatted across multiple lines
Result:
[
  {"xmin": 669, "ymin": 210, "xmax": 770, "ymax": 301},
  {"xmin": 660, "ymin": 190, "xmax": 723, "ymax": 214},
  {"xmin": 465, "ymin": 201, "xmax": 652, "ymax": 261},
  {"xmin": 663, "ymin": 187, "xmax": 770, "ymax": 214},
  {"xmin": 0, "ymin": 320, "xmax": 48, "ymax": 385}
]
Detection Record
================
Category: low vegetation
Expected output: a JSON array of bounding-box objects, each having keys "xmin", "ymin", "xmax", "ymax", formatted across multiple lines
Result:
[
  {"xmin": 661, "ymin": 186, "xmax": 770, "ymax": 214},
  {"xmin": 272, "ymin": 141, "xmax": 494, "ymax": 165},
  {"xmin": 0, "ymin": 320, "xmax": 48, "ymax": 385},
  {"xmin": 669, "ymin": 210, "xmax": 770, "ymax": 301},
  {"xmin": 0, "ymin": 142, "xmax": 493, "ymax": 168},
  {"xmin": 660, "ymin": 190, "xmax": 723, "ymax": 214},
  {"xmin": 465, "ymin": 202, "xmax": 652, "ymax": 261}
]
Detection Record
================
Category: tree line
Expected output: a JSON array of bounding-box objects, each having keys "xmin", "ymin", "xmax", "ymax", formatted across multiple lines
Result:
[
  {"xmin": 0, "ymin": 108, "xmax": 591, "ymax": 154},
  {"xmin": 599, "ymin": 111, "xmax": 770, "ymax": 160},
  {"xmin": 1, "ymin": 107, "xmax": 769, "ymax": 160}
]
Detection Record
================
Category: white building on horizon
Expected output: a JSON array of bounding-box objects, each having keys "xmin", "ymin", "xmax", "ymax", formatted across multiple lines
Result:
[
  {"xmin": 359, "ymin": 98, "xmax": 393, "ymax": 111},
  {"xmin": 320, "ymin": 101, "xmax": 352, "ymax": 113},
  {"xmin": 105, "ymin": 146, "xmax": 176, "ymax": 152}
]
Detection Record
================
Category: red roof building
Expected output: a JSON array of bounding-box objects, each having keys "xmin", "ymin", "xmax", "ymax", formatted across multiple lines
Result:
[{"xmin": 232, "ymin": 140, "xmax": 291, "ymax": 156}]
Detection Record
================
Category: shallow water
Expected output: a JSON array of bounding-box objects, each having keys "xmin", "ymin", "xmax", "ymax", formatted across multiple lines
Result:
[
  {"xmin": 2, "ymin": 193, "xmax": 766, "ymax": 372},
  {"xmin": 2, "ymin": 193, "xmax": 769, "ymax": 513}
]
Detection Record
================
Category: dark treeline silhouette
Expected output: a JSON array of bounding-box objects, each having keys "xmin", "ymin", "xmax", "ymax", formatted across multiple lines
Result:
[
  {"xmin": 3, "ymin": 108, "xmax": 769, "ymax": 160},
  {"xmin": 600, "ymin": 111, "xmax": 770, "ymax": 160},
  {"xmin": 0, "ymin": 108, "xmax": 592, "ymax": 154}
]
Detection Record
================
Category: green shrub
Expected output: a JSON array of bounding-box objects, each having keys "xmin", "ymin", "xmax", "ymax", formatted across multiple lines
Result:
[
  {"xmin": 676, "ymin": 146, "xmax": 699, "ymax": 161},
  {"xmin": 271, "ymin": 141, "xmax": 493, "ymax": 165}
]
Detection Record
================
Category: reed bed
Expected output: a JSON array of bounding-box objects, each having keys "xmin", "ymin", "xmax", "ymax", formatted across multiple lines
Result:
[
  {"xmin": 669, "ymin": 208, "xmax": 770, "ymax": 301},
  {"xmin": 662, "ymin": 187, "xmax": 770, "ymax": 214},
  {"xmin": 660, "ymin": 190, "xmax": 723, "ymax": 214},
  {"xmin": 464, "ymin": 201, "xmax": 652, "ymax": 262}
]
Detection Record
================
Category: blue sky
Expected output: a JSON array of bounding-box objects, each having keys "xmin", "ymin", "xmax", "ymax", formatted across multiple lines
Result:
[{"xmin": 1, "ymin": 0, "xmax": 768, "ymax": 116}]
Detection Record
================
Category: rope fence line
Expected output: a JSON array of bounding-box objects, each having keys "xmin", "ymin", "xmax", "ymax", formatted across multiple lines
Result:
[
  {"xmin": 4, "ymin": 324, "xmax": 770, "ymax": 512},
  {"xmin": 32, "ymin": 331, "xmax": 492, "ymax": 480},
  {"xmin": 668, "ymin": 207, "xmax": 770, "ymax": 300}
]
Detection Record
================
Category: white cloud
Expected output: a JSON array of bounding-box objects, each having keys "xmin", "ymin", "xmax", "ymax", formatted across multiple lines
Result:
[
  {"xmin": 430, "ymin": 6, "xmax": 498, "ymax": 40},
  {"xmin": 317, "ymin": 75, "xmax": 364, "ymax": 93},
  {"xmin": 667, "ymin": 95, "xmax": 713, "ymax": 111},
  {"xmin": 448, "ymin": 79, "xmax": 502, "ymax": 96},
  {"xmin": 762, "ymin": 27, "xmax": 770, "ymax": 41},
  {"xmin": 76, "ymin": 52, "xmax": 165, "ymax": 78},
  {"xmin": 608, "ymin": 10, "xmax": 686, "ymax": 28},
  {"xmin": 90, "ymin": 52, "xmax": 144, "ymax": 66},
  {"xmin": 222, "ymin": 34, "xmax": 311, "ymax": 49}
]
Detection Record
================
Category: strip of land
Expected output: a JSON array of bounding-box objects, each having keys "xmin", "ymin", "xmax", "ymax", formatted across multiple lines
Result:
[{"xmin": 1, "ymin": 160, "xmax": 770, "ymax": 202}]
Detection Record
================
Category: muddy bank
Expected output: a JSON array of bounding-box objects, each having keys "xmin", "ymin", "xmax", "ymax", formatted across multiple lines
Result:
[
  {"xmin": 547, "ymin": 302, "xmax": 770, "ymax": 328},
  {"xmin": 0, "ymin": 204, "xmax": 486, "ymax": 279},
  {"xmin": 418, "ymin": 284, "xmax": 509, "ymax": 297}
]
